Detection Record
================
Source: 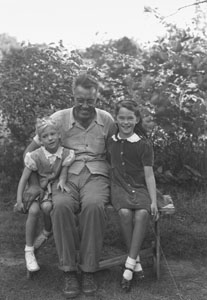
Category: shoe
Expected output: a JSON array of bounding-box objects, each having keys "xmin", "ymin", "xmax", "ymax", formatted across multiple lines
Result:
[
  {"xmin": 63, "ymin": 272, "xmax": 80, "ymax": 299},
  {"xmin": 121, "ymin": 276, "xmax": 132, "ymax": 292},
  {"xmin": 25, "ymin": 251, "xmax": 40, "ymax": 272},
  {"xmin": 82, "ymin": 272, "xmax": 97, "ymax": 296},
  {"xmin": 121, "ymin": 267, "xmax": 134, "ymax": 292},
  {"xmin": 34, "ymin": 231, "xmax": 52, "ymax": 250},
  {"xmin": 134, "ymin": 261, "xmax": 144, "ymax": 280}
]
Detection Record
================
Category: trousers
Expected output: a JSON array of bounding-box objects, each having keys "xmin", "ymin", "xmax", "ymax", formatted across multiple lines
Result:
[{"xmin": 51, "ymin": 166, "xmax": 110, "ymax": 272}]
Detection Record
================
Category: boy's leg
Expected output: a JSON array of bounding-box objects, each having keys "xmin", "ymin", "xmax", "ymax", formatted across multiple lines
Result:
[
  {"xmin": 26, "ymin": 201, "xmax": 40, "ymax": 246},
  {"xmin": 25, "ymin": 201, "xmax": 40, "ymax": 272},
  {"xmin": 41, "ymin": 201, "xmax": 53, "ymax": 232},
  {"xmin": 34, "ymin": 201, "xmax": 53, "ymax": 250}
]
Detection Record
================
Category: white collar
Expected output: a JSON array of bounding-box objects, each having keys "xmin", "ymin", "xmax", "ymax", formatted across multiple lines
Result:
[
  {"xmin": 112, "ymin": 133, "xmax": 141, "ymax": 143},
  {"xmin": 41, "ymin": 146, "xmax": 63, "ymax": 159}
]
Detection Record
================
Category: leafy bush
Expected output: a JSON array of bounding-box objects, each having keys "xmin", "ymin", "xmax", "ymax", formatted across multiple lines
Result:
[{"xmin": 1, "ymin": 21, "xmax": 207, "ymax": 192}]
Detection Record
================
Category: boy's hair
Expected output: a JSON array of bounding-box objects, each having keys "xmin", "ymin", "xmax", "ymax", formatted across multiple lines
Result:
[
  {"xmin": 115, "ymin": 99, "xmax": 148, "ymax": 139},
  {"xmin": 35, "ymin": 117, "xmax": 59, "ymax": 138},
  {"xmin": 72, "ymin": 72, "xmax": 99, "ymax": 92}
]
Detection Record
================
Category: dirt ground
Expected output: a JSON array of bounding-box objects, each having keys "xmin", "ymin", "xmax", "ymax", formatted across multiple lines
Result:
[{"xmin": 1, "ymin": 242, "xmax": 207, "ymax": 300}]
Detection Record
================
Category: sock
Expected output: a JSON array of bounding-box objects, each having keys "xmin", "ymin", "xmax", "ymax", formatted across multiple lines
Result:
[
  {"xmin": 25, "ymin": 245, "xmax": 34, "ymax": 252},
  {"xmin": 134, "ymin": 255, "xmax": 143, "ymax": 272},
  {"xmin": 123, "ymin": 256, "xmax": 136, "ymax": 280}
]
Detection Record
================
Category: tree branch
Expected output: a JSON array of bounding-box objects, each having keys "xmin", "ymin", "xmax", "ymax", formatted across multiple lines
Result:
[{"xmin": 164, "ymin": 0, "xmax": 207, "ymax": 19}]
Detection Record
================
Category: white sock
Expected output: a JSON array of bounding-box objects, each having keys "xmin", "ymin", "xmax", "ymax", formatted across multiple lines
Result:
[
  {"xmin": 123, "ymin": 257, "xmax": 136, "ymax": 280},
  {"xmin": 25, "ymin": 245, "xmax": 34, "ymax": 252},
  {"xmin": 134, "ymin": 255, "xmax": 143, "ymax": 272}
]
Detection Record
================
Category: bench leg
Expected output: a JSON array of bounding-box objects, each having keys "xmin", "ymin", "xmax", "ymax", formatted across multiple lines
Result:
[{"xmin": 153, "ymin": 219, "xmax": 160, "ymax": 280}]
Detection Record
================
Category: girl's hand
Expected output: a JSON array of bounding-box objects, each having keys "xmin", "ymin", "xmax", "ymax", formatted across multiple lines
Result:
[
  {"xmin": 151, "ymin": 203, "xmax": 159, "ymax": 221},
  {"xmin": 57, "ymin": 181, "xmax": 70, "ymax": 193}
]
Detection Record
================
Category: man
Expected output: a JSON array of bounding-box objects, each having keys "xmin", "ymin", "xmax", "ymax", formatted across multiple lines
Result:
[{"xmin": 24, "ymin": 73, "xmax": 116, "ymax": 298}]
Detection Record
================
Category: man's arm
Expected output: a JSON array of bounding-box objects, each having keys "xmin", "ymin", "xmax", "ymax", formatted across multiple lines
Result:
[
  {"xmin": 24, "ymin": 140, "xmax": 40, "ymax": 158},
  {"xmin": 23, "ymin": 140, "xmax": 44, "ymax": 210}
]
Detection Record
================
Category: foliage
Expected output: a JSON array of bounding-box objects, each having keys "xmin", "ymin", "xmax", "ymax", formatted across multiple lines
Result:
[
  {"xmin": 1, "ymin": 15, "xmax": 207, "ymax": 190},
  {"xmin": 0, "ymin": 42, "xmax": 84, "ymax": 189},
  {"xmin": 82, "ymin": 25, "xmax": 207, "ymax": 185}
]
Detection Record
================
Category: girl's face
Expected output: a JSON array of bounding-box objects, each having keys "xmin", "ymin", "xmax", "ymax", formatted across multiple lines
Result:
[
  {"xmin": 39, "ymin": 126, "xmax": 61, "ymax": 153},
  {"xmin": 116, "ymin": 107, "xmax": 139, "ymax": 138}
]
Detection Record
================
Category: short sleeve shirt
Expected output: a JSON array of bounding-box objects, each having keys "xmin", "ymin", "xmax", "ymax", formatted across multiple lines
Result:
[
  {"xmin": 107, "ymin": 133, "xmax": 154, "ymax": 186},
  {"xmin": 24, "ymin": 146, "xmax": 74, "ymax": 189},
  {"xmin": 34, "ymin": 108, "xmax": 116, "ymax": 176}
]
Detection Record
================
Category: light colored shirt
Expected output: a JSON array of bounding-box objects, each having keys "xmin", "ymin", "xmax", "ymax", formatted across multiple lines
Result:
[
  {"xmin": 34, "ymin": 108, "xmax": 116, "ymax": 176},
  {"xmin": 24, "ymin": 146, "xmax": 75, "ymax": 189}
]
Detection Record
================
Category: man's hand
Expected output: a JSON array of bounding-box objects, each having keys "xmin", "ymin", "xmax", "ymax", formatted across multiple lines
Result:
[{"xmin": 23, "ymin": 185, "xmax": 44, "ymax": 211}]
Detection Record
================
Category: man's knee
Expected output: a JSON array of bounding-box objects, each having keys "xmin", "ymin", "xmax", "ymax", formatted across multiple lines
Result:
[
  {"xmin": 81, "ymin": 196, "xmax": 105, "ymax": 213},
  {"xmin": 52, "ymin": 193, "xmax": 77, "ymax": 217}
]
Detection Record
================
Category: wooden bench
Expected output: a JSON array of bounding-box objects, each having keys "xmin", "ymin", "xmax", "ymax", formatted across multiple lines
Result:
[
  {"xmin": 98, "ymin": 202, "xmax": 175, "ymax": 280},
  {"xmin": 32, "ymin": 198, "xmax": 175, "ymax": 280}
]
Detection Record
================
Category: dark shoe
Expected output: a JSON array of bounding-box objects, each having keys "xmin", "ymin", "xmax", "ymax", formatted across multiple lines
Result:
[
  {"xmin": 121, "ymin": 276, "xmax": 132, "ymax": 292},
  {"xmin": 63, "ymin": 272, "xmax": 80, "ymax": 299},
  {"xmin": 134, "ymin": 270, "xmax": 144, "ymax": 280},
  {"xmin": 82, "ymin": 272, "xmax": 97, "ymax": 296}
]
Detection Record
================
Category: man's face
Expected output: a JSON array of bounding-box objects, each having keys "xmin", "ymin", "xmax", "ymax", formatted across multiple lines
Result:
[{"xmin": 73, "ymin": 86, "xmax": 97, "ymax": 122}]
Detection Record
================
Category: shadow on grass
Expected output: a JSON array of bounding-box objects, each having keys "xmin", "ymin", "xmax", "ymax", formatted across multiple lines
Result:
[{"xmin": 1, "ymin": 186, "xmax": 207, "ymax": 299}]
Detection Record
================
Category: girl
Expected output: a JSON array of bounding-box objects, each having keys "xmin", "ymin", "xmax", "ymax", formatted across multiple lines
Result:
[
  {"xmin": 15, "ymin": 117, "xmax": 75, "ymax": 272},
  {"xmin": 107, "ymin": 100, "xmax": 159, "ymax": 292}
]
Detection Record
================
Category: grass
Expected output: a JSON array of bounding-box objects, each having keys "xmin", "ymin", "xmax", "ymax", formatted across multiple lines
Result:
[{"xmin": 1, "ymin": 185, "xmax": 207, "ymax": 300}]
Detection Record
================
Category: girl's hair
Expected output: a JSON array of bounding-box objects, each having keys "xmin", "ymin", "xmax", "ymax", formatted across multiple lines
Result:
[
  {"xmin": 35, "ymin": 117, "xmax": 59, "ymax": 138},
  {"xmin": 115, "ymin": 99, "xmax": 148, "ymax": 139}
]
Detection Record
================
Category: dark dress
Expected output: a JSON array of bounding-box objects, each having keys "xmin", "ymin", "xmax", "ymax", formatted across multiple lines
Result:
[{"xmin": 107, "ymin": 133, "xmax": 163, "ymax": 212}]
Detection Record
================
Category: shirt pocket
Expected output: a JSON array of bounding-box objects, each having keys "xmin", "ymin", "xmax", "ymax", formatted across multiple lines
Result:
[{"xmin": 89, "ymin": 135, "xmax": 106, "ymax": 154}]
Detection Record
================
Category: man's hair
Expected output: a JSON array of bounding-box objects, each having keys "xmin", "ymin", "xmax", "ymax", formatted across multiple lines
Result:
[{"xmin": 72, "ymin": 73, "xmax": 99, "ymax": 92}]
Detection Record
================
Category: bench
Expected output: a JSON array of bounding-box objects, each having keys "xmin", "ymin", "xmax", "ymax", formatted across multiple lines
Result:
[
  {"xmin": 31, "ymin": 196, "xmax": 175, "ymax": 280},
  {"xmin": 98, "ymin": 200, "xmax": 175, "ymax": 280}
]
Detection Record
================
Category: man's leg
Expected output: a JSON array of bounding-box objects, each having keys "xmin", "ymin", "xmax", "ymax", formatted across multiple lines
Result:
[
  {"xmin": 51, "ymin": 183, "xmax": 80, "ymax": 298},
  {"xmin": 78, "ymin": 170, "xmax": 110, "ymax": 295}
]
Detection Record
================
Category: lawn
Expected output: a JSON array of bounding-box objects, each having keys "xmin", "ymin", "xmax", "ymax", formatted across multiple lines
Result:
[{"xmin": 1, "ymin": 185, "xmax": 207, "ymax": 300}]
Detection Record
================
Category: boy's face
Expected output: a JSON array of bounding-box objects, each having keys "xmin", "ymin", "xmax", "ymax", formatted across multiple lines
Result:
[
  {"xmin": 40, "ymin": 126, "xmax": 60, "ymax": 153},
  {"xmin": 73, "ymin": 85, "xmax": 97, "ymax": 122}
]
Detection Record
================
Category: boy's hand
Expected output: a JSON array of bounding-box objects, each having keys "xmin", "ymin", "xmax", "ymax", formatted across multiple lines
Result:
[
  {"xmin": 23, "ymin": 185, "xmax": 44, "ymax": 211},
  {"xmin": 151, "ymin": 203, "xmax": 159, "ymax": 221},
  {"xmin": 57, "ymin": 181, "xmax": 70, "ymax": 193},
  {"xmin": 14, "ymin": 202, "xmax": 26, "ymax": 214}
]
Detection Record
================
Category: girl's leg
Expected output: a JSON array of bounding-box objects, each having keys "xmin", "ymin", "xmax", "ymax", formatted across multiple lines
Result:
[
  {"xmin": 130, "ymin": 209, "xmax": 149, "ymax": 278},
  {"xmin": 118, "ymin": 209, "xmax": 136, "ymax": 291},
  {"xmin": 129, "ymin": 209, "xmax": 149, "ymax": 259},
  {"xmin": 118, "ymin": 208, "xmax": 134, "ymax": 251},
  {"xmin": 121, "ymin": 209, "xmax": 149, "ymax": 290}
]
